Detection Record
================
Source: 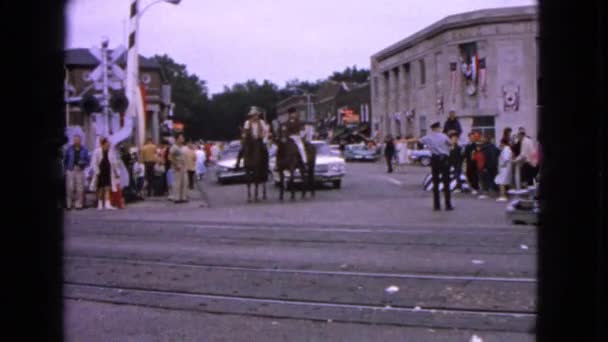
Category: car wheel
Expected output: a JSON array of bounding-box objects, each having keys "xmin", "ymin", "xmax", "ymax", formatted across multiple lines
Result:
[
  {"xmin": 420, "ymin": 157, "xmax": 431, "ymax": 167},
  {"xmin": 333, "ymin": 180, "xmax": 342, "ymax": 189}
]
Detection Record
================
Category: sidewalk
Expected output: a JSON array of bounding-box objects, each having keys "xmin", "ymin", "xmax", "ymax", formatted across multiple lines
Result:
[{"xmin": 83, "ymin": 181, "xmax": 208, "ymax": 210}]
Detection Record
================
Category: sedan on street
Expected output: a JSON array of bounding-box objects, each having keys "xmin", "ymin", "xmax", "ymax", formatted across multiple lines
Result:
[{"xmin": 270, "ymin": 140, "xmax": 346, "ymax": 189}]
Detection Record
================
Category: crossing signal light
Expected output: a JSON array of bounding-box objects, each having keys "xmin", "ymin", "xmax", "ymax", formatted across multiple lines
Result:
[
  {"xmin": 110, "ymin": 91, "xmax": 129, "ymax": 113},
  {"xmin": 81, "ymin": 95, "xmax": 101, "ymax": 114}
]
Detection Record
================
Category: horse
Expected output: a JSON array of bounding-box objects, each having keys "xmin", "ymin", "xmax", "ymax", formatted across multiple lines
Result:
[
  {"xmin": 275, "ymin": 125, "xmax": 316, "ymax": 201},
  {"xmin": 240, "ymin": 134, "xmax": 269, "ymax": 202}
]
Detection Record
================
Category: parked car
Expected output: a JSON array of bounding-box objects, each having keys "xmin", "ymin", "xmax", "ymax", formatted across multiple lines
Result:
[
  {"xmin": 506, "ymin": 185, "xmax": 540, "ymax": 225},
  {"xmin": 329, "ymin": 144, "xmax": 342, "ymax": 157},
  {"xmin": 343, "ymin": 144, "xmax": 380, "ymax": 162},
  {"xmin": 215, "ymin": 141, "xmax": 274, "ymax": 184},
  {"xmin": 409, "ymin": 146, "xmax": 432, "ymax": 166},
  {"xmin": 270, "ymin": 140, "xmax": 346, "ymax": 189}
]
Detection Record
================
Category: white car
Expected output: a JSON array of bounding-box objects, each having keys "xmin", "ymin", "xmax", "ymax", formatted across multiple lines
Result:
[
  {"xmin": 270, "ymin": 140, "xmax": 346, "ymax": 189},
  {"xmin": 215, "ymin": 141, "xmax": 266, "ymax": 184}
]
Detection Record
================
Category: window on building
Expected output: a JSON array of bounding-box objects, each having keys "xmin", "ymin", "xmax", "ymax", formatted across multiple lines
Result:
[
  {"xmin": 434, "ymin": 52, "xmax": 442, "ymax": 84},
  {"xmin": 401, "ymin": 63, "xmax": 411, "ymax": 93},
  {"xmin": 458, "ymin": 42, "xmax": 478, "ymax": 82},
  {"xmin": 419, "ymin": 59, "xmax": 426, "ymax": 86},
  {"xmin": 419, "ymin": 115, "xmax": 427, "ymax": 137},
  {"xmin": 472, "ymin": 116, "xmax": 496, "ymax": 142}
]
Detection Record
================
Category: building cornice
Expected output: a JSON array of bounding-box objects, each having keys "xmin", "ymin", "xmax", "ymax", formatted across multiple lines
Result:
[{"xmin": 372, "ymin": 5, "xmax": 537, "ymax": 62}]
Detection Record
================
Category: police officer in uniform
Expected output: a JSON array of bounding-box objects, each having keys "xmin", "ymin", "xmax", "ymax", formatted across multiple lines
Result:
[{"xmin": 406, "ymin": 122, "xmax": 454, "ymax": 211}]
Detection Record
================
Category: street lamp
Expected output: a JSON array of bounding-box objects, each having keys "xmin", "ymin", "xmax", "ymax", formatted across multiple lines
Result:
[{"xmin": 125, "ymin": 0, "xmax": 182, "ymax": 149}]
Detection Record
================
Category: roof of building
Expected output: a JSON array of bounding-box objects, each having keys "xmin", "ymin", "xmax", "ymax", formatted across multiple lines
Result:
[
  {"xmin": 64, "ymin": 48, "xmax": 161, "ymax": 69},
  {"xmin": 276, "ymin": 94, "xmax": 315, "ymax": 108},
  {"xmin": 372, "ymin": 5, "xmax": 538, "ymax": 61}
]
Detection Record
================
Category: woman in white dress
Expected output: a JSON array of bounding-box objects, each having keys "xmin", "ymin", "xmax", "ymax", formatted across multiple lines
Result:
[{"xmin": 494, "ymin": 138, "xmax": 513, "ymax": 202}]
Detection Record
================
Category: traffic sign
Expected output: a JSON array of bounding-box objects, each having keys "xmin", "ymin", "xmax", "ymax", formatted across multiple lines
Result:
[
  {"xmin": 111, "ymin": 64, "xmax": 126, "ymax": 80},
  {"xmin": 89, "ymin": 46, "xmax": 102, "ymax": 62},
  {"xmin": 110, "ymin": 45, "xmax": 126, "ymax": 64}
]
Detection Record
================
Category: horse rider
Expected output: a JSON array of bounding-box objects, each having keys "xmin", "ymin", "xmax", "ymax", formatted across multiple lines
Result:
[
  {"xmin": 285, "ymin": 107, "xmax": 308, "ymax": 164},
  {"xmin": 236, "ymin": 106, "xmax": 269, "ymax": 169}
]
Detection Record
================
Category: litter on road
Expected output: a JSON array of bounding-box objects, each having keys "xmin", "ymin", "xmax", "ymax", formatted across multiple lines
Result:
[
  {"xmin": 471, "ymin": 259, "xmax": 485, "ymax": 265},
  {"xmin": 385, "ymin": 285, "xmax": 400, "ymax": 294},
  {"xmin": 470, "ymin": 334, "xmax": 484, "ymax": 342}
]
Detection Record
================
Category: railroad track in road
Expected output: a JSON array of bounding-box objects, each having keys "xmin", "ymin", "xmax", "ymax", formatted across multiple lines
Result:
[
  {"xmin": 64, "ymin": 281, "xmax": 535, "ymax": 333},
  {"xmin": 64, "ymin": 255, "xmax": 537, "ymax": 333}
]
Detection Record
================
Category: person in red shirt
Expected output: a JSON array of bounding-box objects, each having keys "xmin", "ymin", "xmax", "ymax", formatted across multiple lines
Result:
[
  {"xmin": 471, "ymin": 142, "xmax": 489, "ymax": 199},
  {"xmin": 204, "ymin": 142, "xmax": 212, "ymax": 166}
]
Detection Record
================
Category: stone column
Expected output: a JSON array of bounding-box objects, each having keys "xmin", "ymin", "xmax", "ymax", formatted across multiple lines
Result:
[
  {"xmin": 398, "ymin": 64, "xmax": 408, "ymax": 136},
  {"xmin": 378, "ymin": 72, "xmax": 389, "ymax": 139},
  {"xmin": 388, "ymin": 69, "xmax": 396, "ymax": 136}
]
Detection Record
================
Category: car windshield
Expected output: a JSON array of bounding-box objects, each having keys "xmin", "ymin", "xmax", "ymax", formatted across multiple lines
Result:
[
  {"xmin": 312, "ymin": 142, "xmax": 332, "ymax": 156},
  {"xmin": 221, "ymin": 143, "xmax": 277, "ymax": 159},
  {"xmin": 222, "ymin": 144, "xmax": 241, "ymax": 159}
]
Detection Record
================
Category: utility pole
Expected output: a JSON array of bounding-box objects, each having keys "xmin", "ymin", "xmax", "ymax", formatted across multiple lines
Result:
[{"xmin": 100, "ymin": 38, "xmax": 111, "ymax": 137}]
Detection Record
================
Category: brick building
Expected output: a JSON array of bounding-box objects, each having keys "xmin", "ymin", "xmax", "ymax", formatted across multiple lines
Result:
[
  {"xmin": 370, "ymin": 5, "xmax": 539, "ymax": 141},
  {"xmin": 64, "ymin": 48, "xmax": 170, "ymax": 150}
]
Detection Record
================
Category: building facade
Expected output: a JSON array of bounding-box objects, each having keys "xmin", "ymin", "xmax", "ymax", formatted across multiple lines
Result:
[
  {"xmin": 64, "ymin": 48, "xmax": 170, "ymax": 150},
  {"xmin": 370, "ymin": 6, "xmax": 538, "ymax": 141}
]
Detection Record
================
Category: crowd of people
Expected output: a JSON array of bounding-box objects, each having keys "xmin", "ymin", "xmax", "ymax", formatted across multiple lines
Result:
[
  {"xmin": 63, "ymin": 134, "xmax": 225, "ymax": 210},
  {"xmin": 379, "ymin": 110, "xmax": 540, "ymax": 206}
]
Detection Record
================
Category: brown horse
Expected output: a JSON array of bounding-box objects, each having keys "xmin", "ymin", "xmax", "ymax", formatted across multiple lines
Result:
[
  {"xmin": 275, "ymin": 125, "xmax": 316, "ymax": 201},
  {"xmin": 240, "ymin": 135, "xmax": 269, "ymax": 202}
]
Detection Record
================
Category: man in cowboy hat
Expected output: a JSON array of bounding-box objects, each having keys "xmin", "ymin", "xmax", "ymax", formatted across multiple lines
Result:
[
  {"xmin": 236, "ymin": 106, "xmax": 269, "ymax": 169},
  {"xmin": 285, "ymin": 107, "xmax": 308, "ymax": 164}
]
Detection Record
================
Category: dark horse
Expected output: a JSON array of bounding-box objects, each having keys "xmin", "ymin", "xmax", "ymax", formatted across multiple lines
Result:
[
  {"xmin": 240, "ymin": 135, "xmax": 269, "ymax": 202},
  {"xmin": 275, "ymin": 125, "xmax": 316, "ymax": 201}
]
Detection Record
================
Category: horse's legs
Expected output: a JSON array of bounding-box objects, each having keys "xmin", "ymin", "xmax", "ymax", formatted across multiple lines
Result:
[
  {"xmin": 262, "ymin": 180, "xmax": 267, "ymax": 200},
  {"xmin": 299, "ymin": 163, "xmax": 307, "ymax": 199},
  {"xmin": 308, "ymin": 163, "xmax": 315, "ymax": 198},
  {"xmin": 279, "ymin": 169, "xmax": 284, "ymax": 201},
  {"xmin": 254, "ymin": 182, "xmax": 259, "ymax": 202},
  {"xmin": 289, "ymin": 169, "xmax": 296, "ymax": 200},
  {"xmin": 246, "ymin": 172, "xmax": 252, "ymax": 203}
]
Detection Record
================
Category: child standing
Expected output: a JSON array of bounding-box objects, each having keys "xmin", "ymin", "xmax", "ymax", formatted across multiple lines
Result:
[
  {"xmin": 133, "ymin": 158, "xmax": 145, "ymax": 198},
  {"xmin": 153, "ymin": 158, "xmax": 165, "ymax": 196},
  {"xmin": 472, "ymin": 142, "xmax": 488, "ymax": 199}
]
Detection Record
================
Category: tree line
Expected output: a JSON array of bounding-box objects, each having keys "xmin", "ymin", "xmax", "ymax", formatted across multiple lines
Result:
[{"xmin": 154, "ymin": 54, "xmax": 369, "ymax": 141}]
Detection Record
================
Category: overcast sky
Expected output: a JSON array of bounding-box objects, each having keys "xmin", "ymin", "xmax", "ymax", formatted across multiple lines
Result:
[{"xmin": 66, "ymin": 0, "xmax": 535, "ymax": 95}]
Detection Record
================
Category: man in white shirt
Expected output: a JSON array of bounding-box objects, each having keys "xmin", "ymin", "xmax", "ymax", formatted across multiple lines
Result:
[
  {"xmin": 236, "ymin": 106, "xmax": 270, "ymax": 169},
  {"xmin": 513, "ymin": 127, "xmax": 538, "ymax": 188}
]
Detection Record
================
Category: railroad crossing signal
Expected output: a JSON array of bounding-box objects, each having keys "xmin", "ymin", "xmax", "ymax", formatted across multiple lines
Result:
[{"xmin": 87, "ymin": 45, "xmax": 127, "ymax": 86}]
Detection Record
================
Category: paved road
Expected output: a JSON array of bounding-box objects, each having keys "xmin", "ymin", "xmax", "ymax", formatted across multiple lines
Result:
[{"xmin": 64, "ymin": 163, "xmax": 536, "ymax": 341}]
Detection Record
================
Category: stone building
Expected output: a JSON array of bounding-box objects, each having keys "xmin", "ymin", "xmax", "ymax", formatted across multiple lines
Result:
[
  {"xmin": 370, "ymin": 5, "xmax": 539, "ymax": 141},
  {"xmin": 64, "ymin": 48, "xmax": 170, "ymax": 150}
]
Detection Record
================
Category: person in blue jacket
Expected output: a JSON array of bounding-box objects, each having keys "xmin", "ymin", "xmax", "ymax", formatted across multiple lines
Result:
[{"xmin": 64, "ymin": 135, "xmax": 90, "ymax": 209}]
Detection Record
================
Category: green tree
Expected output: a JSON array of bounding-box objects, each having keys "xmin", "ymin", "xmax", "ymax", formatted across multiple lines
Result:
[
  {"xmin": 152, "ymin": 54, "xmax": 209, "ymax": 139},
  {"xmin": 329, "ymin": 65, "xmax": 370, "ymax": 83}
]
